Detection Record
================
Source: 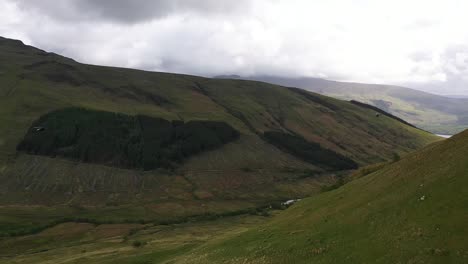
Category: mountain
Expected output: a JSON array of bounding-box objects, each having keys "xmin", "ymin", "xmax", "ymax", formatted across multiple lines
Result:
[
  {"xmin": 225, "ymin": 75, "xmax": 468, "ymax": 135},
  {"xmin": 443, "ymin": 95, "xmax": 468, "ymax": 99},
  {"xmin": 172, "ymin": 129, "xmax": 468, "ymax": 263},
  {"xmin": 0, "ymin": 36, "xmax": 438, "ymax": 235}
]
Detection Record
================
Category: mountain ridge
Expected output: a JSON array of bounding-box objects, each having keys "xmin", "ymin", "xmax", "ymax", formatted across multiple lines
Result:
[{"xmin": 214, "ymin": 75, "xmax": 468, "ymax": 134}]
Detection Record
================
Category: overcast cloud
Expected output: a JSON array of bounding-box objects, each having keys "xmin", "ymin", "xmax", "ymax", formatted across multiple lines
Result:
[{"xmin": 1, "ymin": 0, "xmax": 468, "ymax": 95}]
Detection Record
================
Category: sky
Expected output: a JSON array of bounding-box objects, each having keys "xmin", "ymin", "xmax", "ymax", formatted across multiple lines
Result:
[{"xmin": 1, "ymin": 0, "xmax": 468, "ymax": 95}]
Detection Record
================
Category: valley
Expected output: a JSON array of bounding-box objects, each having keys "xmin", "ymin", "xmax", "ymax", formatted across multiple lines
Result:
[
  {"xmin": 2, "ymin": 131, "xmax": 467, "ymax": 263},
  {"xmin": 0, "ymin": 36, "xmax": 463, "ymax": 264},
  {"xmin": 2, "ymin": 1, "xmax": 468, "ymax": 263}
]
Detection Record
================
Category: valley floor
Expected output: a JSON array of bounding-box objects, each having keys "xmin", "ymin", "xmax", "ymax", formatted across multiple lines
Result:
[{"xmin": 0, "ymin": 213, "xmax": 273, "ymax": 264}]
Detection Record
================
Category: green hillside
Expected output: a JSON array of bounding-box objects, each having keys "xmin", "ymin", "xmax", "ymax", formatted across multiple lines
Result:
[
  {"xmin": 1, "ymin": 120, "xmax": 464, "ymax": 264},
  {"xmin": 0, "ymin": 36, "xmax": 439, "ymax": 236},
  {"xmin": 175, "ymin": 130, "xmax": 468, "ymax": 263},
  {"xmin": 240, "ymin": 76, "xmax": 468, "ymax": 135}
]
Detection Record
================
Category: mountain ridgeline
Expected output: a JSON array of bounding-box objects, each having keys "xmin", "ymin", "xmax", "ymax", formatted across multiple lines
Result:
[
  {"xmin": 226, "ymin": 75, "xmax": 468, "ymax": 134},
  {"xmin": 349, "ymin": 100, "xmax": 418, "ymax": 129}
]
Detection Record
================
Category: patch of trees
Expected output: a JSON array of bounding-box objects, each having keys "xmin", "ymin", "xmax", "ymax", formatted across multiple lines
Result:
[
  {"xmin": 263, "ymin": 131, "xmax": 358, "ymax": 170},
  {"xmin": 17, "ymin": 108, "xmax": 240, "ymax": 170}
]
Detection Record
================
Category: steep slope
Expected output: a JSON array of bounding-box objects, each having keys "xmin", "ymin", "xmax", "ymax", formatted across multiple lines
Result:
[
  {"xmin": 178, "ymin": 131, "xmax": 468, "ymax": 263},
  {"xmin": 233, "ymin": 75, "xmax": 468, "ymax": 134},
  {"xmin": 0, "ymin": 36, "xmax": 439, "ymax": 231}
]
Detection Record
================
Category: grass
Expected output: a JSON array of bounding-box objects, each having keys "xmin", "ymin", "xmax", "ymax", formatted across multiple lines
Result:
[
  {"xmin": 3, "ymin": 130, "xmax": 466, "ymax": 263},
  {"xmin": 172, "ymin": 130, "xmax": 468, "ymax": 263},
  {"xmin": 0, "ymin": 212, "xmax": 274, "ymax": 263}
]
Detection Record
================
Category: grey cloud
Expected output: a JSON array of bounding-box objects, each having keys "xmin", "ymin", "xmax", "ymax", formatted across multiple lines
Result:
[
  {"xmin": 443, "ymin": 45, "xmax": 468, "ymax": 73},
  {"xmin": 405, "ymin": 45, "xmax": 468, "ymax": 95},
  {"xmin": 14, "ymin": 0, "xmax": 252, "ymax": 23}
]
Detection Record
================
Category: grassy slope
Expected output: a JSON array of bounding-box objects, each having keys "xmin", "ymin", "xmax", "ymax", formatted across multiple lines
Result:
[
  {"xmin": 175, "ymin": 131, "xmax": 468, "ymax": 263},
  {"xmin": 6, "ymin": 131, "xmax": 464, "ymax": 264},
  {"xmin": 243, "ymin": 76, "xmax": 468, "ymax": 135},
  {"xmin": 0, "ymin": 36, "xmax": 439, "ymax": 233}
]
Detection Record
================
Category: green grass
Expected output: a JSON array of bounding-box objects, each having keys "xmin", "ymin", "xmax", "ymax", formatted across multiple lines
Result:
[
  {"xmin": 173, "ymin": 131, "xmax": 468, "ymax": 263},
  {"xmin": 0, "ymin": 200, "xmax": 282, "ymax": 236},
  {"xmin": 3, "ymin": 129, "xmax": 466, "ymax": 263},
  {"xmin": 0, "ymin": 213, "xmax": 273, "ymax": 263}
]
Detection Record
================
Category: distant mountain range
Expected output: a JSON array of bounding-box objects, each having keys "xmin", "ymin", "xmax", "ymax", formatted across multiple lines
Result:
[
  {"xmin": 214, "ymin": 75, "xmax": 468, "ymax": 134},
  {"xmin": 443, "ymin": 94, "xmax": 468, "ymax": 99}
]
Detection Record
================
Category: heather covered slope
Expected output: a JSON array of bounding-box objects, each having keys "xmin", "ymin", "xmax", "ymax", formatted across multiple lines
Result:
[
  {"xmin": 178, "ymin": 131, "xmax": 468, "ymax": 263},
  {"xmin": 0, "ymin": 36, "xmax": 438, "ymax": 231}
]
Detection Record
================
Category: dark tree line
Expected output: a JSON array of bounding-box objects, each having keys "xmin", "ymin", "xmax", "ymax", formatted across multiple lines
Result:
[
  {"xmin": 17, "ymin": 108, "xmax": 240, "ymax": 170},
  {"xmin": 263, "ymin": 131, "xmax": 357, "ymax": 170}
]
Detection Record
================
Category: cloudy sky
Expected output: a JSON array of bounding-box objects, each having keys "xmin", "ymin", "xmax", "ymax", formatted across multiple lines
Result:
[{"xmin": 1, "ymin": 0, "xmax": 468, "ymax": 95}]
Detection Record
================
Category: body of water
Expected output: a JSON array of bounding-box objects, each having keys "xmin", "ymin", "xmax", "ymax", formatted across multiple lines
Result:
[{"xmin": 436, "ymin": 134, "xmax": 452, "ymax": 138}]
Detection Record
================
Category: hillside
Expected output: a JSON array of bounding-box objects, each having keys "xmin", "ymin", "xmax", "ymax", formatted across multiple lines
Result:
[
  {"xmin": 0, "ymin": 36, "xmax": 439, "ymax": 233},
  {"xmin": 231, "ymin": 75, "xmax": 468, "ymax": 135},
  {"xmin": 174, "ymin": 130, "xmax": 468, "ymax": 263},
  {"xmin": 1, "ymin": 113, "xmax": 464, "ymax": 264}
]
